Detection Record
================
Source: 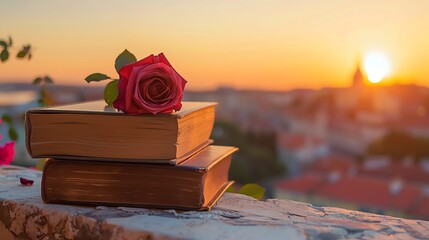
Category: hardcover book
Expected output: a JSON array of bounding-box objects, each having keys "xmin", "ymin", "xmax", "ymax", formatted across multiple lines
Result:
[
  {"xmin": 41, "ymin": 145, "xmax": 238, "ymax": 210},
  {"xmin": 26, "ymin": 100, "xmax": 217, "ymax": 164}
]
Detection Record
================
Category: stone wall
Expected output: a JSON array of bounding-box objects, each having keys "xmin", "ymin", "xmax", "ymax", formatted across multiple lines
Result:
[{"xmin": 0, "ymin": 166, "xmax": 428, "ymax": 239}]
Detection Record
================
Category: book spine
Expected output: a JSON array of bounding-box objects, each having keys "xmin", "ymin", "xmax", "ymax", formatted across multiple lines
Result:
[
  {"xmin": 24, "ymin": 112, "xmax": 34, "ymax": 157},
  {"xmin": 40, "ymin": 159, "xmax": 52, "ymax": 203}
]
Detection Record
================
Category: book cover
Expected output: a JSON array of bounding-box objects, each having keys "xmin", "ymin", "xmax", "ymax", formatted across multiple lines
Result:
[
  {"xmin": 42, "ymin": 145, "xmax": 238, "ymax": 210},
  {"xmin": 26, "ymin": 100, "xmax": 217, "ymax": 164}
]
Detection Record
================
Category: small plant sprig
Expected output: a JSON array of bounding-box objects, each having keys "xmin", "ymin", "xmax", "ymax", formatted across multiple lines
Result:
[
  {"xmin": 0, "ymin": 35, "xmax": 33, "ymax": 144},
  {"xmin": 1, "ymin": 36, "xmax": 53, "ymax": 168},
  {"xmin": 1, "ymin": 36, "xmax": 55, "ymax": 144},
  {"xmin": 85, "ymin": 49, "xmax": 137, "ymax": 105},
  {"xmin": 33, "ymin": 75, "xmax": 54, "ymax": 106},
  {"xmin": 0, "ymin": 36, "xmax": 32, "ymax": 62},
  {"xmin": 226, "ymin": 183, "xmax": 266, "ymax": 200}
]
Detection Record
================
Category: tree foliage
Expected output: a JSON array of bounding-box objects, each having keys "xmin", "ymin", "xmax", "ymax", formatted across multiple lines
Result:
[
  {"xmin": 211, "ymin": 121, "xmax": 285, "ymax": 184},
  {"xmin": 367, "ymin": 130, "xmax": 429, "ymax": 160}
]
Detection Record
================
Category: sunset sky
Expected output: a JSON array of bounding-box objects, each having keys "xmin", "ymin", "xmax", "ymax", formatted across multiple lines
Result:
[{"xmin": 1, "ymin": 0, "xmax": 429, "ymax": 90}]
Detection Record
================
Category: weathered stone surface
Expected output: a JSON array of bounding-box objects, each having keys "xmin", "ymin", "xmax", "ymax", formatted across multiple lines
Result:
[{"xmin": 0, "ymin": 165, "xmax": 428, "ymax": 240}]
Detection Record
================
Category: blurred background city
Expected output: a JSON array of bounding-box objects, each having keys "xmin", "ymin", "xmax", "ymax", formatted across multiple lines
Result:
[{"xmin": 2, "ymin": 1, "xmax": 429, "ymax": 221}]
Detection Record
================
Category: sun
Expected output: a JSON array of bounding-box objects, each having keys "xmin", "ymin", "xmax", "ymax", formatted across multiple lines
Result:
[{"xmin": 363, "ymin": 52, "xmax": 391, "ymax": 84}]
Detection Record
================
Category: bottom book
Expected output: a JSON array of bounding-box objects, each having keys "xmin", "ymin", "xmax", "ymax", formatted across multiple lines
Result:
[{"xmin": 42, "ymin": 145, "xmax": 238, "ymax": 210}]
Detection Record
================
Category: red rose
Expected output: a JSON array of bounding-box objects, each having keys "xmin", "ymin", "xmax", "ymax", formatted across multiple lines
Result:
[{"xmin": 113, "ymin": 53, "xmax": 187, "ymax": 114}]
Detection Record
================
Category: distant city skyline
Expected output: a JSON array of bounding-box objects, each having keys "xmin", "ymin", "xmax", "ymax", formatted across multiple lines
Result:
[{"xmin": 1, "ymin": 0, "xmax": 429, "ymax": 90}]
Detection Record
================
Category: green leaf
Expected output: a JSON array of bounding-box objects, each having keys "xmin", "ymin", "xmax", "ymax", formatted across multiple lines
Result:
[
  {"xmin": 104, "ymin": 79, "xmax": 119, "ymax": 105},
  {"xmin": 238, "ymin": 184, "xmax": 266, "ymax": 200},
  {"xmin": 8, "ymin": 127, "xmax": 18, "ymax": 141},
  {"xmin": 226, "ymin": 185, "xmax": 236, "ymax": 193},
  {"xmin": 0, "ymin": 49, "xmax": 9, "ymax": 62},
  {"xmin": 115, "ymin": 49, "xmax": 136, "ymax": 73},
  {"xmin": 2, "ymin": 114, "xmax": 12, "ymax": 124},
  {"xmin": 85, "ymin": 73, "xmax": 111, "ymax": 83},
  {"xmin": 43, "ymin": 76, "xmax": 54, "ymax": 84},
  {"xmin": 17, "ymin": 50, "xmax": 26, "ymax": 58},
  {"xmin": 0, "ymin": 40, "xmax": 7, "ymax": 49},
  {"xmin": 33, "ymin": 77, "xmax": 43, "ymax": 85},
  {"xmin": 16, "ymin": 45, "xmax": 30, "ymax": 59},
  {"xmin": 8, "ymin": 36, "xmax": 12, "ymax": 47}
]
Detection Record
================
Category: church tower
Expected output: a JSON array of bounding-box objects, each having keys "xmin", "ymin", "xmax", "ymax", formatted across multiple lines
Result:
[{"xmin": 352, "ymin": 57, "xmax": 364, "ymax": 88}]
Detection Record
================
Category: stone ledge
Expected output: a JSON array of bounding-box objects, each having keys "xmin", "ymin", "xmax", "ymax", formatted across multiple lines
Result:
[{"xmin": 0, "ymin": 166, "xmax": 428, "ymax": 240}]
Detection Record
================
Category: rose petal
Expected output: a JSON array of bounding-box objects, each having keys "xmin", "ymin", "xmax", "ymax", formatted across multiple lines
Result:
[
  {"xmin": 119, "ymin": 54, "xmax": 154, "ymax": 79},
  {"xmin": 141, "ymin": 77, "xmax": 172, "ymax": 101},
  {"xmin": 20, "ymin": 177, "xmax": 34, "ymax": 186},
  {"xmin": 133, "ymin": 65, "xmax": 177, "ymax": 109},
  {"xmin": 124, "ymin": 64, "xmax": 153, "ymax": 113},
  {"xmin": 159, "ymin": 53, "xmax": 188, "ymax": 90},
  {"xmin": 114, "ymin": 55, "xmax": 155, "ymax": 111},
  {"xmin": 148, "ymin": 80, "xmax": 170, "ymax": 100},
  {"xmin": 113, "ymin": 76, "xmax": 128, "ymax": 111},
  {"xmin": 158, "ymin": 52, "xmax": 173, "ymax": 67}
]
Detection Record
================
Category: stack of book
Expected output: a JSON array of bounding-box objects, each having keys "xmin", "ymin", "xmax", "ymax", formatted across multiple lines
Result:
[{"xmin": 25, "ymin": 100, "xmax": 237, "ymax": 210}]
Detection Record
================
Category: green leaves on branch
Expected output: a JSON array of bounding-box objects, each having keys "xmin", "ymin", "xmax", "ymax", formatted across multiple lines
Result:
[
  {"xmin": 104, "ymin": 80, "xmax": 119, "ymax": 106},
  {"xmin": 0, "ymin": 40, "xmax": 7, "ymax": 49},
  {"xmin": 33, "ymin": 78, "xmax": 42, "ymax": 85},
  {"xmin": 2, "ymin": 114, "xmax": 12, "ymax": 125},
  {"xmin": 226, "ymin": 183, "xmax": 266, "ymax": 200},
  {"xmin": 16, "ymin": 44, "xmax": 32, "ymax": 60},
  {"xmin": 85, "ymin": 49, "xmax": 138, "ymax": 106},
  {"xmin": 0, "ymin": 49, "xmax": 9, "ymax": 62},
  {"xmin": 0, "ymin": 36, "xmax": 31, "ymax": 62},
  {"xmin": 84, "ymin": 72, "xmax": 118, "ymax": 105},
  {"xmin": 0, "ymin": 38, "xmax": 11, "ymax": 62},
  {"xmin": 115, "ymin": 49, "xmax": 136, "ymax": 73},
  {"xmin": 84, "ymin": 72, "xmax": 115, "ymax": 105},
  {"xmin": 85, "ymin": 73, "xmax": 111, "ymax": 83},
  {"xmin": 44, "ymin": 76, "xmax": 53, "ymax": 83},
  {"xmin": 33, "ymin": 76, "xmax": 54, "ymax": 85},
  {"xmin": 1, "ymin": 114, "xmax": 18, "ymax": 141},
  {"xmin": 84, "ymin": 73, "xmax": 115, "ymax": 105},
  {"xmin": 8, "ymin": 128, "xmax": 18, "ymax": 141},
  {"xmin": 33, "ymin": 76, "xmax": 54, "ymax": 107}
]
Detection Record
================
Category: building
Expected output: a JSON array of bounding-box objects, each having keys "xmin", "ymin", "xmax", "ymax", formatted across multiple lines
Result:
[
  {"xmin": 277, "ymin": 132, "xmax": 329, "ymax": 176},
  {"xmin": 273, "ymin": 154, "xmax": 429, "ymax": 220}
]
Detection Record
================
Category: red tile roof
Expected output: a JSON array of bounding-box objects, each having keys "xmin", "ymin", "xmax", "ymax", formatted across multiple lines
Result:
[
  {"xmin": 274, "ymin": 174, "xmax": 323, "ymax": 194},
  {"xmin": 411, "ymin": 197, "xmax": 429, "ymax": 220},
  {"xmin": 359, "ymin": 162, "xmax": 429, "ymax": 184},
  {"xmin": 307, "ymin": 154, "xmax": 354, "ymax": 174},
  {"xmin": 277, "ymin": 133, "xmax": 323, "ymax": 151},
  {"xmin": 315, "ymin": 176, "xmax": 420, "ymax": 212}
]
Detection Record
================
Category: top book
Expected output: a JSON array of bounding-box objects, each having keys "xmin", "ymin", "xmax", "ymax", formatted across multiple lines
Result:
[{"xmin": 25, "ymin": 100, "xmax": 217, "ymax": 164}]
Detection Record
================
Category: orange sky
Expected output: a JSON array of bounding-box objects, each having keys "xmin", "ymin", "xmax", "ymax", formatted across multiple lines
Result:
[{"xmin": 1, "ymin": 1, "xmax": 429, "ymax": 90}]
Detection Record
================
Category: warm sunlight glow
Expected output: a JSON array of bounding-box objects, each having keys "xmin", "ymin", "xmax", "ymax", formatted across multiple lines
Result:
[
  {"xmin": 3, "ymin": 1, "xmax": 429, "ymax": 89},
  {"xmin": 363, "ymin": 52, "xmax": 391, "ymax": 84}
]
